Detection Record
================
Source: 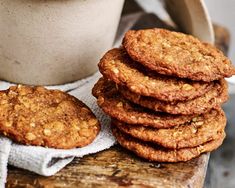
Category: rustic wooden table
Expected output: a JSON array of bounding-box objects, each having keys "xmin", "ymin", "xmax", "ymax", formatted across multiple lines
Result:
[{"xmin": 6, "ymin": 2, "xmax": 232, "ymax": 187}]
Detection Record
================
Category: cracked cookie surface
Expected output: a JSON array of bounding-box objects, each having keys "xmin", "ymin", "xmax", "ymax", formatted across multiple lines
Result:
[
  {"xmin": 123, "ymin": 29, "xmax": 235, "ymax": 82},
  {"xmin": 98, "ymin": 48, "xmax": 214, "ymax": 102},
  {"xmin": 0, "ymin": 85, "xmax": 100, "ymax": 149}
]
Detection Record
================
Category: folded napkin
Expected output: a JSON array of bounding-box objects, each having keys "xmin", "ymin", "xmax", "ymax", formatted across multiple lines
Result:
[{"xmin": 0, "ymin": 72, "xmax": 116, "ymax": 186}]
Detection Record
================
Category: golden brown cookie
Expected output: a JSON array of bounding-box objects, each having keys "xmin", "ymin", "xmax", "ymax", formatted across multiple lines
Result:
[
  {"xmin": 112, "ymin": 108, "xmax": 226, "ymax": 149},
  {"xmin": 123, "ymin": 29, "xmax": 235, "ymax": 82},
  {"xmin": 98, "ymin": 48, "xmax": 214, "ymax": 102},
  {"xmin": 0, "ymin": 85, "xmax": 100, "ymax": 149},
  {"xmin": 119, "ymin": 79, "xmax": 228, "ymax": 115},
  {"xmin": 112, "ymin": 126, "xmax": 225, "ymax": 162},
  {"xmin": 92, "ymin": 77, "xmax": 195, "ymax": 128}
]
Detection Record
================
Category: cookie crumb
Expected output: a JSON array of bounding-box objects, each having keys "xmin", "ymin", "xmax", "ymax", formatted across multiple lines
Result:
[
  {"xmin": 43, "ymin": 129, "xmax": 52, "ymax": 136},
  {"xmin": 26, "ymin": 133, "xmax": 36, "ymax": 141}
]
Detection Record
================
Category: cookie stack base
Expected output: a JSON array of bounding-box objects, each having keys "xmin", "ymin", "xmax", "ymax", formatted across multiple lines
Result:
[
  {"xmin": 112, "ymin": 107, "xmax": 226, "ymax": 149},
  {"xmin": 112, "ymin": 126, "xmax": 225, "ymax": 162},
  {"xmin": 93, "ymin": 77, "xmax": 227, "ymax": 162}
]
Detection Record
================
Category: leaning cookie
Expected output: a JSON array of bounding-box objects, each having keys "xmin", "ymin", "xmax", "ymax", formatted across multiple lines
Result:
[
  {"xmin": 98, "ymin": 48, "xmax": 214, "ymax": 102},
  {"xmin": 123, "ymin": 28, "xmax": 235, "ymax": 82},
  {"xmin": 112, "ymin": 108, "xmax": 226, "ymax": 149},
  {"xmin": 112, "ymin": 126, "xmax": 225, "ymax": 162},
  {"xmin": 92, "ymin": 77, "xmax": 195, "ymax": 128},
  {"xmin": 119, "ymin": 79, "xmax": 228, "ymax": 115},
  {"xmin": 0, "ymin": 85, "xmax": 100, "ymax": 149}
]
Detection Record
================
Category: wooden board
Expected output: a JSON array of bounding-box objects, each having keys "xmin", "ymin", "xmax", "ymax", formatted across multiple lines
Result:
[
  {"xmin": 7, "ymin": 147, "xmax": 209, "ymax": 188},
  {"xmin": 6, "ymin": 11, "xmax": 230, "ymax": 188}
]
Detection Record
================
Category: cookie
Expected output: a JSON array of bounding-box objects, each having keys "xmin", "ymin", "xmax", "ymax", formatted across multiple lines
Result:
[
  {"xmin": 112, "ymin": 126, "xmax": 225, "ymax": 162},
  {"xmin": 0, "ymin": 85, "xmax": 100, "ymax": 149},
  {"xmin": 92, "ymin": 77, "xmax": 195, "ymax": 128},
  {"xmin": 119, "ymin": 79, "xmax": 228, "ymax": 115},
  {"xmin": 112, "ymin": 108, "xmax": 226, "ymax": 149},
  {"xmin": 123, "ymin": 29, "xmax": 235, "ymax": 82},
  {"xmin": 98, "ymin": 48, "xmax": 213, "ymax": 102}
]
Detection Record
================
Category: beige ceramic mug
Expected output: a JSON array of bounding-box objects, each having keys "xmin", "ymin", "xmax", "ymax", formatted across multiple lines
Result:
[{"xmin": 0, "ymin": 0, "xmax": 124, "ymax": 85}]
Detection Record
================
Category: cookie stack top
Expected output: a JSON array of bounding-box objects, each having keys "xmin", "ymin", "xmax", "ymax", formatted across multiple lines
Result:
[
  {"xmin": 93, "ymin": 28, "xmax": 235, "ymax": 162},
  {"xmin": 98, "ymin": 47, "xmax": 229, "ymax": 115},
  {"xmin": 123, "ymin": 29, "xmax": 235, "ymax": 82}
]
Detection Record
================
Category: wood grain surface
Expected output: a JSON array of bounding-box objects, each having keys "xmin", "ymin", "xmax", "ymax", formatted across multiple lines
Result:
[
  {"xmin": 7, "ymin": 146, "xmax": 210, "ymax": 188},
  {"xmin": 6, "ymin": 3, "xmax": 231, "ymax": 187}
]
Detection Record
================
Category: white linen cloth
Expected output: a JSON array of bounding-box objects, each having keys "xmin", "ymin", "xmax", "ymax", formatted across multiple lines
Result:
[{"xmin": 0, "ymin": 72, "xmax": 116, "ymax": 187}]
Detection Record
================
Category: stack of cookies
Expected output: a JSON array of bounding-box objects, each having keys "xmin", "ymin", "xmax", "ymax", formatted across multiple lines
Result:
[{"xmin": 92, "ymin": 29, "xmax": 235, "ymax": 162}]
